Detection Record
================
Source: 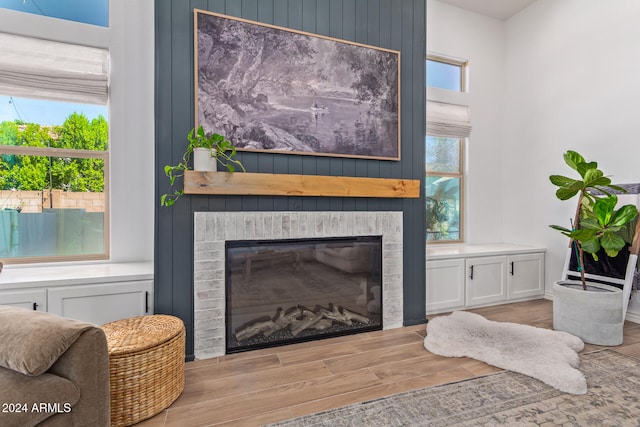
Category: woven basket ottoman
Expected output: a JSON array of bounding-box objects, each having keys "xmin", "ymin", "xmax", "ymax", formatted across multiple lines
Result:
[{"xmin": 102, "ymin": 315, "xmax": 185, "ymax": 427}]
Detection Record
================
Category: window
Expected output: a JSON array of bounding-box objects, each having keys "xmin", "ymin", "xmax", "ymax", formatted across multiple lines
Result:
[
  {"xmin": 426, "ymin": 54, "xmax": 469, "ymax": 243},
  {"xmin": 426, "ymin": 137, "xmax": 462, "ymax": 241},
  {"xmin": 426, "ymin": 55, "xmax": 466, "ymax": 92},
  {"xmin": 0, "ymin": 32, "xmax": 109, "ymax": 263},
  {"xmin": 0, "ymin": 0, "xmax": 108, "ymax": 27}
]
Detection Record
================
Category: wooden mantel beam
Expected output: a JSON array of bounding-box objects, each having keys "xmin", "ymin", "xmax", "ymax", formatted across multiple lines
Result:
[{"xmin": 183, "ymin": 171, "xmax": 420, "ymax": 198}]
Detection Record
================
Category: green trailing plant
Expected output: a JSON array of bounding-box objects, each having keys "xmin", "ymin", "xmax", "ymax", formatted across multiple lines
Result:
[
  {"xmin": 549, "ymin": 150, "xmax": 638, "ymax": 290},
  {"xmin": 161, "ymin": 126, "xmax": 245, "ymax": 207}
]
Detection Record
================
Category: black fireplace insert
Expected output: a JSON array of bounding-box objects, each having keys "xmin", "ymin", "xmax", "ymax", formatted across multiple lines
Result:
[{"xmin": 225, "ymin": 235, "xmax": 382, "ymax": 353}]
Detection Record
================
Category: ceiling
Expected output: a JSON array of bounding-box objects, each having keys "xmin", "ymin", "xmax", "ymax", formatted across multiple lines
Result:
[{"xmin": 436, "ymin": 0, "xmax": 538, "ymax": 20}]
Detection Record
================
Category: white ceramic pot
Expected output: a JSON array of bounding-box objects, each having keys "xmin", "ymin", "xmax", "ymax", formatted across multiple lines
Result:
[
  {"xmin": 193, "ymin": 148, "xmax": 217, "ymax": 171},
  {"xmin": 553, "ymin": 280, "xmax": 624, "ymax": 346}
]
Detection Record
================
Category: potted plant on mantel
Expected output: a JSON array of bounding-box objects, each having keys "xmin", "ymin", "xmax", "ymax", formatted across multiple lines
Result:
[
  {"xmin": 161, "ymin": 125, "xmax": 246, "ymax": 207},
  {"xmin": 549, "ymin": 150, "xmax": 639, "ymax": 346}
]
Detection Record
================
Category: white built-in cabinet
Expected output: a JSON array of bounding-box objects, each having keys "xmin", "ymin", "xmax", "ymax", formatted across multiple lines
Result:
[
  {"xmin": 425, "ymin": 258, "xmax": 466, "ymax": 313},
  {"xmin": 426, "ymin": 245, "xmax": 545, "ymax": 315},
  {"xmin": 0, "ymin": 288, "xmax": 47, "ymax": 311},
  {"xmin": 0, "ymin": 262, "xmax": 153, "ymax": 325}
]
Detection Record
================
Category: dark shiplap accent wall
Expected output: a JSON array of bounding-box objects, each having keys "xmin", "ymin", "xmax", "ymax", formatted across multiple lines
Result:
[{"xmin": 155, "ymin": 0, "xmax": 426, "ymax": 358}]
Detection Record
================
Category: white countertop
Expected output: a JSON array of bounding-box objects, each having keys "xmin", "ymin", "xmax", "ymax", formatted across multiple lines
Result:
[
  {"xmin": 426, "ymin": 243, "xmax": 546, "ymax": 260},
  {"xmin": 0, "ymin": 262, "xmax": 154, "ymax": 289}
]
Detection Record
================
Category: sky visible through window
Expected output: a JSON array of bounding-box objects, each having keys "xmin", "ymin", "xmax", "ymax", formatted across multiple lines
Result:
[
  {"xmin": 0, "ymin": 96, "xmax": 107, "ymax": 126},
  {"xmin": 0, "ymin": 0, "xmax": 108, "ymax": 27},
  {"xmin": 426, "ymin": 59, "xmax": 462, "ymax": 92}
]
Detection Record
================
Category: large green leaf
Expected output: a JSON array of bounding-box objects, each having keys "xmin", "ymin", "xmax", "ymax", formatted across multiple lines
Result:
[
  {"xmin": 577, "ymin": 160, "xmax": 598, "ymax": 176},
  {"xmin": 549, "ymin": 175, "xmax": 579, "ymax": 188},
  {"xmin": 590, "ymin": 176, "xmax": 612, "ymax": 187},
  {"xmin": 556, "ymin": 187, "xmax": 580, "ymax": 200},
  {"xmin": 563, "ymin": 151, "xmax": 585, "ymax": 172},
  {"xmin": 601, "ymin": 232, "xmax": 626, "ymax": 251},
  {"xmin": 549, "ymin": 224, "xmax": 572, "ymax": 233},
  {"xmin": 581, "ymin": 237, "xmax": 601, "ymax": 254},
  {"xmin": 610, "ymin": 204, "xmax": 639, "ymax": 227},
  {"xmin": 579, "ymin": 217, "xmax": 602, "ymax": 230},
  {"xmin": 583, "ymin": 168, "xmax": 604, "ymax": 187},
  {"xmin": 570, "ymin": 228, "xmax": 597, "ymax": 241},
  {"xmin": 593, "ymin": 195, "xmax": 617, "ymax": 225}
]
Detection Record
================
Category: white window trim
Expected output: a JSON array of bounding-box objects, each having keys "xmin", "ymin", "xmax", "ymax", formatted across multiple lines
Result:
[{"xmin": 426, "ymin": 54, "xmax": 469, "ymax": 243}]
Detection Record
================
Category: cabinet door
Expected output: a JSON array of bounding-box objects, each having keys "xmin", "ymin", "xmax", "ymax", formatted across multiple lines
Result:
[
  {"xmin": 426, "ymin": 259, "xmax": 465, "ymax": 314},
  {"xmin": 0, "ymin": 289, "xmax": 47, "ymax": 311},
  {"xmin": 48, "ymin": 280, "xmax": 153, "ymax": 325},
  {"xmin": 507, "ymin": 253, "xmax": 544, "ymax": 299},
  {"xmin": 465, "ymin": 256, "xmax": 507, "ymax": 307}
]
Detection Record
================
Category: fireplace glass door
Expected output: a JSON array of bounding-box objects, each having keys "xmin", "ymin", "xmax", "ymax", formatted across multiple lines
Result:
[{"xmin": 226, "ymin": 236, "xmax": 382, "ymax": 353}]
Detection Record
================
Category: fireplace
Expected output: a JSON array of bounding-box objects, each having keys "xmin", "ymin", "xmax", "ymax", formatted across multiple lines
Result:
[
  {"xmin": 193, "ymin": 211, "xmax": 403, "ymax": 360},
  {"xmin": 225, "ymin": 236, "xmax": 383, "ymax": 353}
]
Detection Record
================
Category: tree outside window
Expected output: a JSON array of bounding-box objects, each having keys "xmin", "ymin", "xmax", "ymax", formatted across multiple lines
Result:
[{"xmin": 0, "ymin": 107, "xmax": 108, "ymax": 261}]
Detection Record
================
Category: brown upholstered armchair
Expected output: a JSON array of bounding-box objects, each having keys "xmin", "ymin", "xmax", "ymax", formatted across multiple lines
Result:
[{"xmin": 0, "ymin": 305, "xmax": 110, "ymax": 427}]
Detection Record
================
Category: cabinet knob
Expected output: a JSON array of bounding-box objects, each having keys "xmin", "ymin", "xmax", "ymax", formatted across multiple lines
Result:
[
  {"xmin": 33, "ymin": 302, "xmax": 38, "ymax": 311},
  {"xmin": 510, "ymin": 261, "xmax": 514, "ymax": 275},
  {"xmin": 469, "ymin": 265, "xmax": 474, "ymax": 280}
]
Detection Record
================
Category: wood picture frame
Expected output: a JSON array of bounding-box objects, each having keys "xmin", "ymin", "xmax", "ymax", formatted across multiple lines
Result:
[{"xmin": 194, "ymin": 9, "xmax": 401, "ymax": 161}]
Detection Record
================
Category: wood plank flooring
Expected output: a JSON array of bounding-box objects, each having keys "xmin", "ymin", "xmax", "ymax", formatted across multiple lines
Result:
[{"xmin": 137, "ymin": 299, "xmax": 640, "ymax": 427}]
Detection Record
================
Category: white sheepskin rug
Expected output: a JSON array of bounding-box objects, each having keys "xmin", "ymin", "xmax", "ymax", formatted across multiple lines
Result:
[{"xmin": 424, "ymin": 311, "xmax": 587, "ymax": 394}]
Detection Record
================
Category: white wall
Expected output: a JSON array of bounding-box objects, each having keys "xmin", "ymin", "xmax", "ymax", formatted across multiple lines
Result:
[
  {"xmin": 426, "ymin": 0, "xmax": 506, "ymax": 243},
  {"xmin": 0, "ymin": 0, "xmax": 155, "ymax": 263},
  {"xmin": 429, "ymin": 0, "xmax": 640, "ymax": 299},
  {"xmin": 502, "ymin": 0, "xmax": 640, "ymax": 293}
]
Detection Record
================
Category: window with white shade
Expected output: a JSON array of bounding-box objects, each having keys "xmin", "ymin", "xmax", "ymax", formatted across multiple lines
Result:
[
  {"xmin": 0, "ymin": 31, "xmax": 109, "ymax": 263},
  {"xmin": 426, "ymin": 54, "xmax": 469, "ymax": 243}
]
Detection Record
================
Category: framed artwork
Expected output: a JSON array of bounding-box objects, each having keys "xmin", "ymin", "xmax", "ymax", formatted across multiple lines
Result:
[{"xmin": 194, "ymin": 9, "xmax": 400, "ymax": 161}]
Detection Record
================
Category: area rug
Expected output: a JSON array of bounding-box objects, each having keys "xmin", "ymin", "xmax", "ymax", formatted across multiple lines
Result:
[
  {"xmin": 268, "ymin": 350, "xmax": 640, "ymax": 426},
  {"xmin": 424, "ymin": 311, "xmax": 586, "ymax": 394}
]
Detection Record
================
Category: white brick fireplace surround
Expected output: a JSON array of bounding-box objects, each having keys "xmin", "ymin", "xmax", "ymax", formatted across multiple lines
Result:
[{"xmin": 193, "ymin": 211, "xmax": 404, "ymax": 359}]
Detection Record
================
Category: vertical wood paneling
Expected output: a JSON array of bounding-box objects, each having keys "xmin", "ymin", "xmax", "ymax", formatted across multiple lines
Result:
[
  {"xmin": 289, "ymin": 0, "xmax": 303, "ymax": 30},
  {"xmin": 225, "ymin": 0, "xmax": 241, "ymax": 17},
  {"xmin": 316, "ymin": 0, "xmax": 330, "ymax": 36},
  {"xmin": 209, "ymin": 0, "xmax": 225, "ymax": 12},
  {"xmin": 342, "ymin": 0, "xmax": 356, "ymax": 41},
  {"xmin": 302, "ymin": 0, "xmax": 317, "ymax": 32},
  {"xmin": 155, "ymin": 0, "xmax": 427, "ymax": 358},
  {"xmin": 367, "ymin": 0, "xmax": 380, "ymax": 46},
  {"xmin": 329, "ymin": 0, "xmax": 343, "ymax": 37},
  {"xmin": 241, "ymin": 0, "xmax": 258, "ymax": 20},
  {"xmin": 171, "ymin": 0, "xmax": 197, "ymax": 356},
  {"xmin": 406, "ymin": 0, "xmax": 426, "ymax": 324},
  {"xmin": 273, "ymin": 0, "xmax": 288, "ymax": 26},
  {"xmin": 155, "ymin": 0, "xmax": 174, "ymax": 319},
  {"xmin": 354, "ymin": 0, "xmax": 368, "ymax": 43}
]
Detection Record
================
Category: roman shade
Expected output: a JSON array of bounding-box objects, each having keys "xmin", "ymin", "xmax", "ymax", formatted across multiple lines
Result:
[
  {"xmin": 0, "ymin": 32, "xmax": 109, "ymax": 105},
  {"xmin": 426, "ymin": 100, "xmax": 472, "ymax": 138}
]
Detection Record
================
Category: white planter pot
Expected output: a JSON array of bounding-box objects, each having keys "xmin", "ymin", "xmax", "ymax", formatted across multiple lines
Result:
[
  {"xmin": 193, "ymin": 148, "xmax": 217, "ymax": 171},
  {"xmin": 553, "ymin": 280, "xmax": 624, "ymax": 346}
]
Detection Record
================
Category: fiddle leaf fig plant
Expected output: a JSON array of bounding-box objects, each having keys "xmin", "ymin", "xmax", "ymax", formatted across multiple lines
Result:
[
  {"xmin": 161, "ymin": 126, "xmax": 246, "ymax": 207},
  {"xmin": 549, "ymin": 150, "xmax": 638, "ymax": 290}
]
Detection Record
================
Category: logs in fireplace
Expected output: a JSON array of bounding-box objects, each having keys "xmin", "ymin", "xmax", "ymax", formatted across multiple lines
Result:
[{"xmin": 235, "ymin": 304, "xmax": 370, "ymax": 341}]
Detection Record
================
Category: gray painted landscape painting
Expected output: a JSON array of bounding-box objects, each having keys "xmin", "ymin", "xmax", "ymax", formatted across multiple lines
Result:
[{"xmin": 195, "ymin": 10, "xmax": 400, "ymax": 160}]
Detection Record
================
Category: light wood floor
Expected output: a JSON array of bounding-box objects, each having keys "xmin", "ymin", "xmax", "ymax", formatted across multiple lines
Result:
[{"xmin": 138, "ymin": 299, "xmax": 640, "ymax": 427}]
